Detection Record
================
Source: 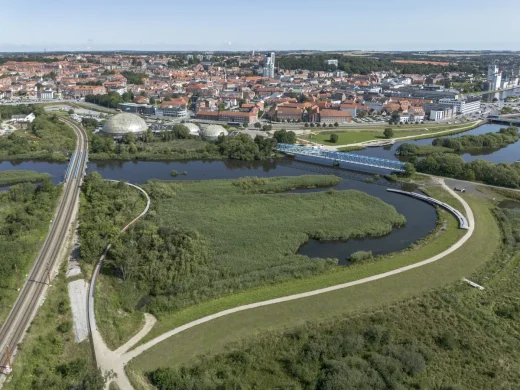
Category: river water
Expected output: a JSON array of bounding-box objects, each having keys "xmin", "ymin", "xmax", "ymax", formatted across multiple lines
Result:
[
  {"xmin": 351, "ymin": 124, "xmax": 520, "ymax": 164},
  {"xmin": 0, "ymin": 157, "xmax": 438, "ymax": 264}
]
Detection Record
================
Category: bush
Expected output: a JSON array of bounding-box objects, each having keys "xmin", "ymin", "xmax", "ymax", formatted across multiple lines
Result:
[
  {"xmin": 170, "ymin": 170, "xmax": 178, "ymax": 177},
  {"xmin": 383, "ymin": 128, "xmax": 394, "ymax": 139},
  {"xmin": 329, "ymin": 134, "xmax": 339, "ymax": 143},
  {"xmin": 350, "ymin": 250, "xmax": 373, "ymax": 262}
]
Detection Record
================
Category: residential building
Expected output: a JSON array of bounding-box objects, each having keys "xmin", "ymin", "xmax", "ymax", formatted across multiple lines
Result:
[
  {"xmin": 319, "ymin": 109, "xmax": 352, "ymax": 124},
  {"xmin": 11, "ymin": 113, "xmax": 36, "ymax": 123}
]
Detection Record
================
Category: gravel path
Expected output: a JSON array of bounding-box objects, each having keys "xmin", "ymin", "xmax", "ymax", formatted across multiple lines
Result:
[{"xmin": 68, "ymin": 279, "xmax": 89, "ymax": 343}]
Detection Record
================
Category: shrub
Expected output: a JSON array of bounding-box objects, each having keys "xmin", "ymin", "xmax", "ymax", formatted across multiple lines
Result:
[
  {"xmin": 350, "ymin": 251, "xmax": 373, "ymax": 262},
  {"xmin": 329, "ymin": 134, "xmax": 339, "ymax": 143}
]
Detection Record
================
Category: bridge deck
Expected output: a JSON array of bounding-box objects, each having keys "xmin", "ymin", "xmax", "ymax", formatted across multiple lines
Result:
[
  {"xmin": 276, "ymin": 143, "xmax": 406, "ymax": 172},
  {"xmin": 388, "ymin": 189, "xmax": 469, "ymax": 230}
]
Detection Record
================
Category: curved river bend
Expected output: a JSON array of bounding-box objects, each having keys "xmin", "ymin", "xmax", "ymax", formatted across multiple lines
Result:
[{"xmin": 0, "ymin": 157, "xmax": 437, "ymax": 264}]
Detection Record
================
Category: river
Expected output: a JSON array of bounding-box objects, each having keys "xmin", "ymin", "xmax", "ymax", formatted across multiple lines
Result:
[
  {"xmin": 0, "ymin": 157, "xmax": 438, "ymax": 264},
  {"xmin": 351, "ymin": 123, "xmax": 520, "ymax": 163}
]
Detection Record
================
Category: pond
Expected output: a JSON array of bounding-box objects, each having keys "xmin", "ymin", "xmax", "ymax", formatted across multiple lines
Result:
[{"xmin": 498, "ymin": 200, "xmax": 520, "ymax": 211}]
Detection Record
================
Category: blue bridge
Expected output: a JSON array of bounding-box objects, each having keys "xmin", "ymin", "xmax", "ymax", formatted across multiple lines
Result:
[{"xmin": 276, "ymin": 143, "xmax": 406, "ymax": 172}]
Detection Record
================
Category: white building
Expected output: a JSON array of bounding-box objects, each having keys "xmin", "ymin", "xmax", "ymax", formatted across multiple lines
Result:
[
  {"xmin": 11, "ymin": 113, "xmax": 36, "ymax": 123},
  {"xmin": 487, "ymin": 64, "xmax": 502, "ymax": 91},
  {"xmin": 263, "ymin": 52, "xmax": 275, "ymax": 78},
  {"xmin": 430, "ymin": 110, "xmax": 445, "ymax": 121},
  {"xmin": 438, "ymin": 99, "xmax": 481, "ymax": 115},
  {"xmin": 38, "ymin": 89, "xmax": 54, "ymax": 100},
  {"xmin": 324, "ymin": 59, "xmax": 339, "ymax": 67}
]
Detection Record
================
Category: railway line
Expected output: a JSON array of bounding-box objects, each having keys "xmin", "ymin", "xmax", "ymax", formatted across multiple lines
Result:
[{"xmin": 0, "ymin": 118, "xmax": 88, "ymax": 380}]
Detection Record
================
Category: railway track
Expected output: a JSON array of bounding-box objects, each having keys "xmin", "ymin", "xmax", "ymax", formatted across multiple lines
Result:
[{"xmin": 0, "ymin": 118, "xmax": 88, "ymax": 379}]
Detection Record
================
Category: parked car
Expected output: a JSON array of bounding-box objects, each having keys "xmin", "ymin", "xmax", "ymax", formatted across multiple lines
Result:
[{"xmin": 454, "ymin": 187, "xmax": 466, "ymax": 193}]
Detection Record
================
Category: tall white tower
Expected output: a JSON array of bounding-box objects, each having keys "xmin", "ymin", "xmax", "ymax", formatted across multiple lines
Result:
[{"xmin": 263, "ymin": 52, "xmax": 275, "ymax": 78}]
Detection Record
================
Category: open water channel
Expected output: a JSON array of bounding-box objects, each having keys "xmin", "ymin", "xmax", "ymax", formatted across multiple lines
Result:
[{"xmin": 1, "ymin": 121, "xmax": 518, "ymax": 263}]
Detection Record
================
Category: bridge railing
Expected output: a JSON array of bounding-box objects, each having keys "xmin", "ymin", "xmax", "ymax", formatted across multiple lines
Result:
[{"xmin": 276, "ymin": 143, "xmax": 406, "ymax": 172}]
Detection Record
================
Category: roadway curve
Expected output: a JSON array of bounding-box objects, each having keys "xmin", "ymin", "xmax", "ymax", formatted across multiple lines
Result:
[
  {"xmin": 87, "ymin": 181, "xmax": 150, "ymax": 390},
  {"xmin": 91, "ymin": 180, "xmax": 475, "ymax": 390},
  {"xmin": 0, "ymin": 118, "xmax": 88, "ymax": 380}
]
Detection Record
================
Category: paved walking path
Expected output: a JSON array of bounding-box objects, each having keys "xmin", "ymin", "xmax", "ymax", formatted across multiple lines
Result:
[{"xmin": 92, "ymin": 179, "xmax": 476, "ymax": 389}]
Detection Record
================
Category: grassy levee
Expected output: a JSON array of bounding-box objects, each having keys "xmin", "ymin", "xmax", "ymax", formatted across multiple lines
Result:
[
  {"xmin": 132, "ymin": 185, "xmax": 465, "ymax": 346},
  {"xmin": 127, "ymin": 194, "xmax": 497, "ymax": 384},
  {"xmin": 0, "ymin": 170, "xmax": 50, "ymax": 187}
]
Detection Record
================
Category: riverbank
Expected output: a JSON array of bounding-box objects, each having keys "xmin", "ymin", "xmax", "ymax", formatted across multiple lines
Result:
[{"xmin": 0, "ymin": 170, "xmax": 50, "ymax": 186}]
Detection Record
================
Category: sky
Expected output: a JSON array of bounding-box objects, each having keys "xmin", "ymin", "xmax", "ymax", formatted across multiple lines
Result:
[{"xmin": 1, "ymin": 0, "xmax": 519, "ymax": 52}]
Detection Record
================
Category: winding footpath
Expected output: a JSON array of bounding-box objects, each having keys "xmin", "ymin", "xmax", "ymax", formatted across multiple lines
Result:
[
  {"xmin": 87, "ymin": 181, "xmax": 151, "ymax": 390},
  {"xmin": 92, "ymin": 179, "xmax": 476, "ymax": 390}
]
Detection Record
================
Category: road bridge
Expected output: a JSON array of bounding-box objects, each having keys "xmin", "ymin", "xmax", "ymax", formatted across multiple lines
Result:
[
  {"xmin": 0, "ymin": 118, "xmax": 88, "ymax": 380},
  {"xmin": 276, "ymin": 143, "xmax": 406, "ymax": 172}
]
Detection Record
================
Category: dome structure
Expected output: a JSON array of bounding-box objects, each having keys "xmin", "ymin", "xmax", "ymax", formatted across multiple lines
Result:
[
  {"xmin": 182, "ymin": 123, "xmax": 200, "ymax": 135},
  {"xmin": 102, "ymin": 113, "xmax": 148, "ymax": 137},
  {"xmin": 200, "ymin": 125, "xmax": 228, "ymax": 140}
]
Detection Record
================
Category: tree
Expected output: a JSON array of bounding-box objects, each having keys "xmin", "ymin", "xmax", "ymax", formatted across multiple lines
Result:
[
  {"xmin": 329, "ymin": 134, "xmax": 339, "ymax": 143},
  {"xmin": 304, "ymin": 123, "xmax": 309, "ymax": 128},
  {"xmin": 383, "ymin": 128, "xmax": 394, "ymax": 139},
  {"xmin": 403, "ymin": 162, "xmax": 416, "ymax": 177},
  {"xmin": 172, "ymin": 124, "xmax": 190, "ymax": 139},
  {"xmin": 273, "ymin": 129, "xmax": 296, "ymax": 144},
  {"xmin": 68, "ymin": 109, "xmax": 74, "ymax": 115},
  {"xmin": 254, "ymin": 122, "xmax": 262, "ymax": 129},
  {"xmin": 217, "ymin": 103, "xmax": 226, "ymax": 111},
  {"xmin": 334, "ymin": 122, "xmax": 339, "ymax": 127},
  {"xmin": 390, "ymin": 112, "xmax": 401, "ymax": 124},
  {"xmin": 122, "ymin": 132, "xmax": 136, "ymax": 144}
]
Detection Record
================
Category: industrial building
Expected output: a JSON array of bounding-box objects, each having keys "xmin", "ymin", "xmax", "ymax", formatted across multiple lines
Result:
[{"xmin": 200, "ymin": 125, "xmax": 228, "ymax": 140}]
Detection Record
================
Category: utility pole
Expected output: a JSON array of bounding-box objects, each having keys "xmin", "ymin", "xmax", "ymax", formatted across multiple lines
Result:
[{"xmin": 4, "ymin": 345, "xmax": 12, "ymax": 373}]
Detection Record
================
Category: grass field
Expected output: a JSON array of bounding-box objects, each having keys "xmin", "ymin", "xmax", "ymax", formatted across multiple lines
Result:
[
  {"xmin": 0, "ymin": 170, "xmax": 50, "ymax": 187},
  {"xmin": 303, "ymin": 122, "xmax": 481, "ymax": 146},
  {"xmin": 127, "ymin": 194, "xmax": 499, "ymax": 386}
]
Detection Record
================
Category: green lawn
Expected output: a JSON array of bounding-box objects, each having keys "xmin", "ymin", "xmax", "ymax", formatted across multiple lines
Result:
[
  {"xmin": 127, "ymin": 194, "xmax": 498, "ymax": 383},
  {"xmin": 303, "ymin": 122, "xmax": 480, "ymax": 146}
]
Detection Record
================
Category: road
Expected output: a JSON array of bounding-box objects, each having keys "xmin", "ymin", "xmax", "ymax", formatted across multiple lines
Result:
[{"xmin": 0, "ymin": 118, "xmax": 88, "ymax": 381}]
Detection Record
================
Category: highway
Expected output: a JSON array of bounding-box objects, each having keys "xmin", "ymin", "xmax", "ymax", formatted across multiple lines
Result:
[{"xmin": 0, "ymin": 118, "xmax": 88, "ymax": 378}]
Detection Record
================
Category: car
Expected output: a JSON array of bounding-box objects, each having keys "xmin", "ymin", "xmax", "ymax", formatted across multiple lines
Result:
[{"xmin": 454, "ymin": 187, "xmax": 466, "ymax": 193}]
